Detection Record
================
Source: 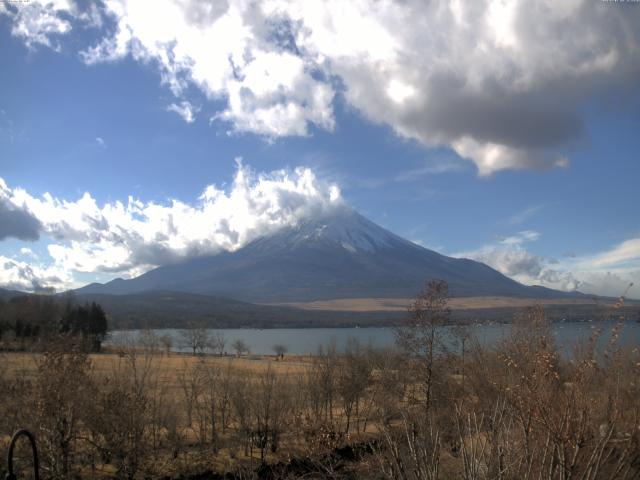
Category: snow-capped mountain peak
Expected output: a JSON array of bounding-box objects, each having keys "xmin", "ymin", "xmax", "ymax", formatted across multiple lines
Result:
[
  {"xmin": 272, "ymin": 207, "xmax": 405, "ymax": 253},
  {"xmin": 75, "ymin": 206, "xmax": 577, "ymax": 303}
]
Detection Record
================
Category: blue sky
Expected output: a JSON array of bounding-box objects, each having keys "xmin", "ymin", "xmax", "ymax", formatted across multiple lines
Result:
[{"xmin": 1, "ymin": 0, "xmax": 639, "ymax": 297}]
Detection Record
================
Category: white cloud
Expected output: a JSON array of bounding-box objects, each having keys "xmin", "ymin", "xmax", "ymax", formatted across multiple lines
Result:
[
  {"xmin": 457, "ymin": 232, "xmax": 640, "ymax": 298},
  {"xmin": 3, "ymin": 0, "xmax": 76, "ymax": 51},
  {"xmin": 271, "ymin": 0, "xmax": 638, "ymax": 174},
  {"xmin": 497, "ymin": 230, "xmax": 541, "ymax": 246},
  {"xmin": 0, "ymin": 255, "xmax": 73, "ymax": 293},
  {"xmin": 79, "ymin": 0, "xmax": 335, "ymax": 138},
  {"xmin": 455, "ymin": 235, "xmax": 577, "ymax": 290},
  {"xmin": 569, "ymin": 271, "xmax": 636, "ymax": 300},
  {"xmin": 582, "ymin": 238, "xmax": 640, "ymax": 269},
  {"xmin": 19, "ymin": 247, "xmax": 38, "ymax": 259},
  {"xmin": 167, "ymin": 101, "xmax": 198, "ymax": 123},
  {"xmin": 6, "ymin": 1, "xmax": 637, "ymax": 173},
  {"xmin": 567, "ymin": 237, "xmax": 640, "ymax": 297},
  {"xmin": 95, "ymin": 136, "xmax": 106, "ymax": 148},
  {"xmin": 3, "ymin": 160, "xmax": 638, "ymax": 297},
  {"xmin": 0, "ymin": 161, "xmax": 342, "ymax": 291}
]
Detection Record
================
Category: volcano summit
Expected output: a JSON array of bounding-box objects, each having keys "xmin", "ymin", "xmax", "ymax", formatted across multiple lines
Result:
[{"xmin": 76, "ymin": 207, "xmax": 576, "ymax": 303}]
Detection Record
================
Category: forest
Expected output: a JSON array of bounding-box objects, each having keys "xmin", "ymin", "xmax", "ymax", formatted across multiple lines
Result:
[{"xmin": 0, "ymin": 295, "xmax": 108, "ymax": 352}]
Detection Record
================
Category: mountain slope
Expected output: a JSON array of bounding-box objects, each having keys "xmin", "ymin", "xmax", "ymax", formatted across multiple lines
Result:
[
  {"xmin": 0, "ymin": 287, "xmax": 24, "ymax": 301},
  {"xmin": 76, "ymin": 207, "xmax": 580, "ymax": 302}
]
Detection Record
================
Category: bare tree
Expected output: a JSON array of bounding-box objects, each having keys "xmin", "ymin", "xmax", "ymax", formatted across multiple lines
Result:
[
  {"xmin": 87, "ymin": 349, "xmax": 153, "ymax": 480},
  {"xmin": 209, "ymin": 330, "xmax": 226, "ymax": 356},
  {"xmin": 158, "ymin": 334, "xmax": 173, "ymax": 356},
  {"xmin": 337, "ymin": 338, "xmax": 372, "ymax": 433},
  {"xmin": 217, "ymin": 360, "xmax": 235, "ymax": 434},
  {"xmin": 145, "ymin": 363, "xmax": 172, "ymax": 461},
  {"xmin": 251, "ymin": 366, "xmax": 292, "ymax": 459},
  {"xmin": 396, "ymin": 279, "xmax": 450, "ymax": 414},
  {"xmin": 232, "ymin": 339, "xmax": 249, "ymax": 357},
  {"xmin": 198, "ymin": 361, "xmax": 223, "ymax": 452},
  {"xmin": 177, "ymin": 360, "xmax": 203, "ymax": 428},
  {"xmin": 34, "ymin": 341, "xmax": 94, "ymax": 479},
  {"xmin": 377, "ymin": 415, "xmax": 441, "ymax": 480},
  {"xmin": 139, "ymin": 329, "xmax": 159, "ymax": 353},
  {"xmin": 180, "ymin": 326, "xmax": 210, "ymax": 355},
  {"xmin": 229, "ymin": 374, "xmax": 253, "ymax": 456},
  {"xmin": 272, "ymin": 343, "xmax": 288, "ymax": 360},
  {"xmin": 303, "ymin": 340, "xmax": 339, "ymax": 439}
]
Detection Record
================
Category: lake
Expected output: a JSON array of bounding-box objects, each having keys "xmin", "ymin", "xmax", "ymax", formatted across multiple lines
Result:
[{"xmin": 108, "ymin": 320, "xmax": 640, "ymax": 357}]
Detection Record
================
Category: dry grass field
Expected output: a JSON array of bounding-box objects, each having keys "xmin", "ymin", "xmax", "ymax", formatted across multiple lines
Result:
[
  {"xmin": 268, "ymin": 295, "xmax": 627, "ymax": 312},
  {"xmin": 1, "ymin": 350, "xmax": 313, "ymax": 380},
  {"xmin": 1, "ymin": 346, "xmax": 380, "ymax": 478},
  {"xmin": 1, "ymin": 296, "xmax": 639, "ymax": 479},
  {"xmin": 0, "ymin": 349, "xmax": 330, "ymax": 478}
]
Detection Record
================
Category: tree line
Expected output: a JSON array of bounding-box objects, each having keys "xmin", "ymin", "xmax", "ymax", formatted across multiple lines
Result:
[{"xmin": 0, "ymin": 294, "xmax": 108, "ymax": 351}]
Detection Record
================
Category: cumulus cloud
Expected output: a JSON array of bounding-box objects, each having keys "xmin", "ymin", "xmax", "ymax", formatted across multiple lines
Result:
[
  {"xmin": 265, "ymin": 0, "xmax": 639, "ymax": 174},
  {"xmin": 0, "ymin": 161, "xmax": 342, "ymax": 291},
  {"xmin": 457, "ymin": 232, "xmax": 640, "ymax": 298},
  {"xmin": 472, "ymin": 247, "xmax": 583, "ymax": 292},
  {"xmin": 78, "ymin": 0, "xmax": 336, "ymax": 138},
  {"xmin": 0, "ymin": 180, "xmax": 42, "ymax": 241},
  {"xmin": 469, "ymin": 247, "xmax": 544, "ymax": 279},
  {"xmin": 0, "ymin": 0, "xmax": 98, "ymax": 51},
  {"xmin": 455, "ymin": 231, "xmax": 581, "ymax": 292},
  {"xmin": 0, "ymin": 255, "xmax": 72, "ymax": 293},
  {"xmin": 1, "ymin": 0, "xmax": 104, "ymax": 52},
  {"xmin": 7, "ymin": 0, "xmax": 72, "ymax": 51},
  {"xmin": 5, "ymin": 0, "xmax": 637, "ymax": 172},
  {"xmin": 0, "ymin": 199, "xmax": 42, "ymax": 241}
]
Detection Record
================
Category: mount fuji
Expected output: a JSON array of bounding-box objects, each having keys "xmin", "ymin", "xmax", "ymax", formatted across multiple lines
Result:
[{"xmin": 75, "ymin": 207, "xmax": 575, "ymax": 302}]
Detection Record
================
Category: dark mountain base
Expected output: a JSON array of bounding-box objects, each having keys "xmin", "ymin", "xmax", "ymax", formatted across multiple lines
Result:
[{"xmin": 77, "ymin": 291, "xmax": 638, "ymax": 329}]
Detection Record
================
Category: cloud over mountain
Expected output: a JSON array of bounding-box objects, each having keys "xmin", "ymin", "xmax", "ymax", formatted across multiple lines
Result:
[
  {"xmin": 458, "ymin": 231, "xmax": 640, "ymax": 298},
  {"xmin": 1, "ymin": 162, "xmax": 638, "ymax": 297},
  {"xmin": 0, "ymin": 255, "xmax": 70, "ymax": 293},
  {"xmin": 0, "ymin": 161, "xmax": 341, "ymax": 291},
  {"xmin": 3, "ymin": 0, "xmax": 639, "ymax": 174}
]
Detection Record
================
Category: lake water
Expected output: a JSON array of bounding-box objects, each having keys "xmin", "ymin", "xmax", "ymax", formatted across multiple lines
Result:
[{"xmin": 109, "ymin": 320, "xmax": 640, "ymax": 357}]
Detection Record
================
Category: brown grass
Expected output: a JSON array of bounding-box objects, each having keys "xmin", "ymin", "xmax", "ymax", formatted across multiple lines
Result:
[
  {"xmin": 0, "ymin": 350, "xmax": 312, "ymax": 383},
  {"xmin": 1, "ymin": 300, "xmax": 639, "ymax": 479},
  {"xmin": 266, "ymin": 296, "xmax": 627, "ymax": 312}
]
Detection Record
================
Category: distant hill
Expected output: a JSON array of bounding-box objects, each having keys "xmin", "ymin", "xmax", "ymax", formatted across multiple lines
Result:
[
  {"xmin": 76, "ymin": 207, "xmax": 586, "ymax": 303},
  {"xmin": 0, "ymin": 287, "xmax": 24, "ymax": 301}
]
